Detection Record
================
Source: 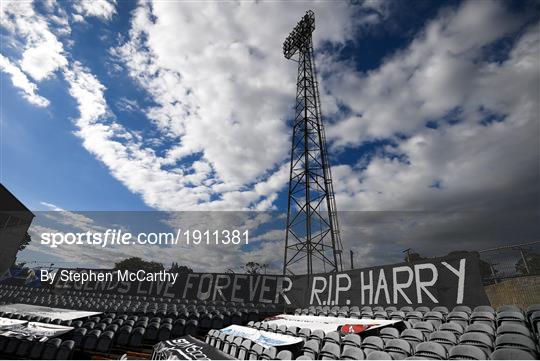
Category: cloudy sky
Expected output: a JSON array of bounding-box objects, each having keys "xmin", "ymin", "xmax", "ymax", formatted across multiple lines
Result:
[{"xmin": 1, "ymin": 0, "xmax": 538, "ymax": 272}]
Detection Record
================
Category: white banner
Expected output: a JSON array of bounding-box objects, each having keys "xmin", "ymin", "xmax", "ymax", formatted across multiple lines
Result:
[
  {"xmin": 265, "ymin": 314, "xmax": 402, "ymax": 334},
  {"xmin": 0, "ymin": 303, "xmax": 102, "ymax": 321},
  {"xmin": 220, "ymin": 325, "xmax": 303, "ymax": 348},
  {"xmin": 0, "ymin": 317, "xmax": 27, "ymax": 330},
  {"xmin": 0, "ymin": 322, "xmax": 73, "ymax": 341}
]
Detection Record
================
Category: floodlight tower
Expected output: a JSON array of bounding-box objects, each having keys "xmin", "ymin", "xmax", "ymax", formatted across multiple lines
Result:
[{"xmin": 282, "ymin": 10, "xmax": 343, "ymax": 275}]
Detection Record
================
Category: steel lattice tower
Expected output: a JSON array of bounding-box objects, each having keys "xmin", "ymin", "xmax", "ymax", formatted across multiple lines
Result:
[{"xmin": 282, "ymin": 10, "xmax": 343, "ymax": 275}]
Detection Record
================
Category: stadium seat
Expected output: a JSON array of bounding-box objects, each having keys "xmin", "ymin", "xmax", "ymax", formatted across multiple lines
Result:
[
  {"xmin": 401, "ymin": 329, "xmax": 425, "ymax": 347},
  {"xmin": 299, "ymin": 327, "xmax": 312, "ymax": 340},
  {"xmin": 277, "ymin": 350, "xmax": 294, "ymax": 360},
  {"xmin": 15, "ymin": 339, "xmax": 32, "ymax": 357},
  {"xmin": 319, "ymin": 342, "xmax": 340, "ymax": 360},
  {"xmin": 172, "ymin": 318, "xmax": 186, "ymax": 337},
  {"xmin": 390, "ymin": 311, "xmax": 406, "ymax": 320},
  {"xmin": 496, "ymin": 323, "xmax": 532, "ymax": 338},
  {"xmin": 448, "ymin": 344, "xmax": 487, "ymax": 360},
  {"xmin": 248, "ymin": 343, "xmax": 264, "ymax": 360},
  {"xmin": 384, "ymin": 338, "xmax": 412, "ymax": 360},
  {"xmin": 447, "ymin": 311, "xmax": 469, "ymax": 328},
  {"xmin": 42, "ymin": 338, "xmax": 62, "ymax": 359},
  {"xmin": 324, "ymin": 331, "xmax": 341, "ymax": 346},
  {"xmin": 414, "ymin": 321, "xmax": 435, "ymax": 337},
  {"xmin": 342, "ymin": 333, "xmax": 362, "ymax": 348},
  {"xmin": 425, "ymin": 311, "xmax": 445, "ymax": 328},
  {"xmin": 28, "ymin": 341, "xmax": 46, "ymax": 359},
  {"xmin": 429, "ymin": 330, "xmax": 457, "ymax": 351},
  {"xmin": 302, "ymin": 339, "xmax": 321, "ymax": 359},
  {"xmin": 185, "ymin": 319, "xmax": 199, "ymax": 336},
  {"xmin": 466, "ymin": 323, "xmax": 495, "ymax": 340},
  {"xmin": 362, "ymin": 336, "xmax": 384, "ymax": 354},
  {"xmin": 237, "ymin": 339, "xmax": 253, "ymax": 360},
  {"xmin": 128, "ymin": 326, "xmax": 146, "ymax": 347},
  {"xmin": 429, "ymin": 306, "xmax": 446, "ymax": 315},
  {"xmin": 260, "ymin": 346, "xmax": 277, "ymax": 360},
  {"xmin": 275, "ymin": 324, "xmax": 286, "ymax": 334},
  {"xmin": 439, "ymin": 322, "xmax": 464, "ymax": 337},
  {"xmin": 309, "ymin": 329, "xmax": 325, "ymax": 343},
  {"xmin": 222, "ymin": 335, "xmax": 235, "ymax": 354},
  {"xmin": 453, "ymin": 306, "xmax": 472, "ymax": 315},
  {"xmin": 214, "ymin": 332, "xmax": 226, "ymax": 350},
  {"xmin": 367, "ymin": 350, "xmax": 393, "ymax": 360},
  {"xmin": 72, "ymin": 327, "xmax": 88, "ymax": 347},
  {"xmin": 491, "ymin": 348, "xmax": 536, "ymax": 359},
  {"xmin": 4, "ymin": 337, "xmax": 19, "ymax": 354},
  {"xmin": 458, "ymin": 332, "xmax": 493, "ymax": 356},
  {"xmin": 56, "ymin": 340, "xmax": 75, "ymax": 359},
  {"xmin": 286, "ymin": 325, "xmax": 300, "ymax": 336},
  {"xmin": 496, "ymin": 311, "xmax": 526, "ymax": 325},
  {"xmin": 228, "ymin": 337, "xmax": 242, "ymax": 358},
  {"xmin": 106, "ymin": 323, "xmax": 119, "ymax": 333},
  {"xmin": 494, "ymin": 334, "xmax": 537, "ymax": 355},
  {"xmin": 96, "ymin": 330, "xmax": 115, "ymax": 353},
  {"xmin": 83, "ymin": 329, "xmax": 102, "ymax": 350},
  {"xmin": 406, "ymin": 311, "xmax": 423, "ymax": 325},
  {"xmin": 380, "ymin": 327, "xmax": 400, "ymax": 340},
  {"xmin": 341, "ymin": 345, "xmax": 365, "ymax": 360},
  {"xmin": 116, "ymin": 325, "xmax": 133, "ymax": 346},
  {"xmin": 205, "ymin": 329, "xmax": 216, "ymax": 345},
  {"xmin": 414, "ymin": 341, "xmax": 447, "ymax": 360}
]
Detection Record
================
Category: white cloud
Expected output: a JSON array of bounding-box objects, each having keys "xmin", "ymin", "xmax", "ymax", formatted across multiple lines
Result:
[
  {"xmin": 320, "ymin": 1, "xmax": 538, "ymax": 215},
  {"xmin": 0, "ymin": 0, "xmax": 68, "ymax": 81},
  {"xmin": 0, "ymin": 55, "xmax": 49, "ymax": 107},
  {"xmin": 72, "ymin": 0, "xmax": 117, "ymax": 21},
  {"xmin": 109, "ymin": 1, "xmax": 386, "ymax": 209}
]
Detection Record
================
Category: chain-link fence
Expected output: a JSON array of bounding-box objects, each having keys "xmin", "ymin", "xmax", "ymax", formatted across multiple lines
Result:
[
  {"xmin": 478, "ymin": 241, "xmax": 540, "ymax": 284},
  {"xmin": 478, "ymin": 241, "xmax": 540, "ymax": 309}
]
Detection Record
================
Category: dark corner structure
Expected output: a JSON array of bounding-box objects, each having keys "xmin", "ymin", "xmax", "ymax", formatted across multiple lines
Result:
[
  {"xmin": 0, "ymin": 183, "xmax": 35, "ymax": 274},
  {"xmin": 283, "ymin": 10, "xmax": 344, "ymax": 276}
]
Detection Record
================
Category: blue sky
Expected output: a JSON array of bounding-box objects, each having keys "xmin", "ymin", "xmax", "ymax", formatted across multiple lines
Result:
[{"xmin": 1, "ymin": 0, "xmax": 539, "ymax": 271}]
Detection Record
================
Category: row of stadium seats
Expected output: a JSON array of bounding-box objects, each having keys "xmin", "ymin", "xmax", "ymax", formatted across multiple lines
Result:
[
  {"xmin": 1, "ymin": 284, "xmax": 539, "ymax": 360},
  {"xmin": 221, "ymin": 313, "xmax": 539, "ymax": 360},
  {"xmin": 0, "ymin": 336, "xmax": 75, "ymax": 359},
  {"xmin": 0, "ymin": 310, "xmax": 244, "ymax": 356},
  {"xmin": 0, "ymin": 284, "xmax": 278, "ymax": 315},
  {"xmin": 0, "ymin": 283, "xmax": 269, "ymax": 305},
  {"xmin": 294, "ymin": 305, "xmax": 540, "ymax": 322}
]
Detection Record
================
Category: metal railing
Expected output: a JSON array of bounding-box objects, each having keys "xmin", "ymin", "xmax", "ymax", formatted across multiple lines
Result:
[{"xmin": 478, "ymin": 241, "xmax": 540, "ymax": 285}]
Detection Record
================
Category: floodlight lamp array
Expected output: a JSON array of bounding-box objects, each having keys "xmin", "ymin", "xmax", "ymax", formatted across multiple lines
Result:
[{"xmin": 283, "ymin": 10, "xmax": 315, "ymax": 59}]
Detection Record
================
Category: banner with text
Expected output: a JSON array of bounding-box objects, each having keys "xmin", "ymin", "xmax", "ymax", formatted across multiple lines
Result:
[
  {"xmin": 49, "ymin": 253, "xmax": 488, "ymax": 308},
  {"xmin": 265, "ymin": 314, "xmax": 403, "ymax": 334},
  {"xmin": 0, "ymin": 304, "xmax": 102, "ymax": 321},
  {"xmin": 152, "ymin": 336, "xmax": 233, "ymax": 360}
]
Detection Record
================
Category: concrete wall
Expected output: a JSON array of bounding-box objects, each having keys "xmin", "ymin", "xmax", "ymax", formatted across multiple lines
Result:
[{"xmin": 484, "ymin": 275, "xmax": 540, "ymax": 309}]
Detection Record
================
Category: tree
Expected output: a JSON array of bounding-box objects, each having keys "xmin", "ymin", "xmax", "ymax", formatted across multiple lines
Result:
[
  {"xmin": 114, "ymin": 257, "xmax": 164, "ymax": 272},
  {"xmin": 169, "ymin": 262, "xmax": 193, "ymax": 274},
  {"xmin": 242, "ymin": 262, "xmax": 267, "ymax": 275},
  {"xmin": 516, "ymin": 252, "xmax": 540, "ymax": 275},
  {"xmin": 403, "ymin": 249, "xmax": 493, "ymax": 277},
  {"xmin": 407, "ymin": 252, "xmax": 425, "ymax": 262},
  {"xmin": 18, "ymin": 232, "xmax": 31, "ymax": 251}
]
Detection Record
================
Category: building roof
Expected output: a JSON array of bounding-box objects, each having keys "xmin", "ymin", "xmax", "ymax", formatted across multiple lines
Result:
[{"xmin": 0, "ymin": 183, "xmax": 35, "ymax": 220}]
